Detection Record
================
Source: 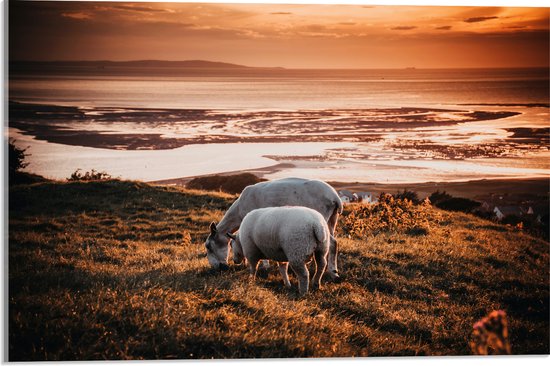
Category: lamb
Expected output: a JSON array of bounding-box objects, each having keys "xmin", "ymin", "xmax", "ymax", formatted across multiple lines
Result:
[
  {"xmin": 204, "ymin": 177, "xmax": 342, "ymax": 280},
  {"xmin": 227, "ymin": 206, "xmax": 330, "ymax": 296}
]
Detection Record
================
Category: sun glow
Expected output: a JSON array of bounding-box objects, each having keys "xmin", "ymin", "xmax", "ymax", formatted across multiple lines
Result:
[{"xmin": 10, "ymin": 2, "xmax": 549, "ymax": 68}]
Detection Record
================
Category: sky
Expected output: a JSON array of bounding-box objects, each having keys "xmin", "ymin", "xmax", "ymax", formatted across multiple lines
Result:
[{"xmin": 8, "ymin": 1, "xmax": 550, "ymax": 68}]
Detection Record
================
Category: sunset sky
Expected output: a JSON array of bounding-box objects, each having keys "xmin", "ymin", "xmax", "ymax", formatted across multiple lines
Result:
[{"xmin": 9, "ymin": 1, "xmax": 550, "ymax": 68}]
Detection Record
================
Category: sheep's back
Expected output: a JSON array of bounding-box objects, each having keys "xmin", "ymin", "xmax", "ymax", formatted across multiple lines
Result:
[
  {"xmin": 240, "ymin": 207, "xmax": 328, "ymax": 262},
  {"xmin": 237, "ymin": 178, "xmax": 340, "ymax": 223}
]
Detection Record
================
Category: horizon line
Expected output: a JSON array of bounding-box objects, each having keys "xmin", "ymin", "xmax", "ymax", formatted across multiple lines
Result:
[{"xmin": 9, "ymin": 59, "xmax": 550, "ymax": 71}]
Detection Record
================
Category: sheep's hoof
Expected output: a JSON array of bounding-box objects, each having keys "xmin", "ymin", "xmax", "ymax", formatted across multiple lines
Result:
[{"xmin": 327, "ymin": 271, "xmax": 342, "ymax": 283}]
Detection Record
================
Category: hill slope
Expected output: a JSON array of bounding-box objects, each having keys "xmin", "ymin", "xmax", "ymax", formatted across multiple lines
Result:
[{"xmin": 8, "ymin": 180, "xmax": 549, "ymax": 360}]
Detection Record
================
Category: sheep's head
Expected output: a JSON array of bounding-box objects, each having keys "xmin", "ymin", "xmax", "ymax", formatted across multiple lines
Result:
[
  {"xmin": 205, "ymin": 222, "xmax": 230, "ymax": 271},
  {"xmin": 228, "ymin": 232, "xmax": 244, "ymax": 265}
]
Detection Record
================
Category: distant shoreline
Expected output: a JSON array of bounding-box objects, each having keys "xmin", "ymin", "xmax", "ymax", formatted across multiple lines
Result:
[
  {"xmin": 150, "ymin": 166, "xmax": 549, "ymax": 201},
  {"xmin": 9, "ymin": 60, "xmax": 550, "ymax": 72}
]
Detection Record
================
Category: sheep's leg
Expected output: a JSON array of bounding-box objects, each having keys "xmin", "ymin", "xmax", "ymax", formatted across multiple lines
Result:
[
  {"xmin": 256, "ymin": 259, "xmax": 270, "ymax": 279},
  {"xmin": 312, "ymin": 250, "xmax": 328, "ymax": 291},
  {"xmin": 326, "ymin": 235, "xmax": 340, "ymax": 282},
  {"xmin": 289, "ymin": 261, "xmax": 309, "ymax": 296},
  {"xmin": 326, "ymin": 207, "xmax": 341, "ymax": 282},
  {"xmin": 247, "ymin": 253, "xmax": 262, "ymax": 280},
  {"xmin": 277, "ymin": 262, "xmax": 291, "ymax": 288}
]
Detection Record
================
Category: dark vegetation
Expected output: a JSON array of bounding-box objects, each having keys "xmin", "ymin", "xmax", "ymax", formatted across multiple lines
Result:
[
  {"xmin": 8, "ymin": 175, "xmax": 549, "ymax": 360},
  {"xmin": 68, "ymin": 169, "xmax": 113, "ymax": 182},
  {"xmin": 8, "ymin": 140, "xmax": 46, "ymax": 185},
  {"xmin": 394, "ymin": 189, "xmax": 421, "ymax": 205},
  {"xmin": 428, "ymin": 190, "xmax": 548, "ymax": 240},
  {"xmin": 9, "ymin": 139, "xmax": 29, "ymax": 173},
  {"xmin": 429, "ymin": 190, "xmax": 481, "ymax": 213},
  {"xmin": 186, "ymin": 173, "xmax": 266, "ymax": 194}
]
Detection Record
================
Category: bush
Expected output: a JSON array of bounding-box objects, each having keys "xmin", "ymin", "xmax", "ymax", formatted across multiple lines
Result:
[
  {"xmin": 68, "ymin": 169, "xmax": 113, "ymax": 182},
  {"xmin": 9, "ymin": 140, "xmax": 29, "ymax": 174},
  {"xmin": 395, "ymin": 189, "xmax": 420, "ymax": 204},
  {"xmin": 8, "ymin": 140, "xmax": 45, "ymax": 185},
  {"xmin": 429, "ymin": 190, "xmax": 452, "ymax": 205},
  {"xmin": 436, "ymin": 197, "xmax": 481, "ymax": 213},
  {"xmin": 340, "ymin": 193, "xmax": 440, "ymax": 238},
  {"xmin": 186, "ymin": 173, "xmax": 265, "ymax": 194},
  {"xmin": 429, "ymin": 190, "xmax": 481, "ymax": 213}
]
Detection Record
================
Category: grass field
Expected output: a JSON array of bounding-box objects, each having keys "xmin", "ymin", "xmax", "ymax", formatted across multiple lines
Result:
[{"xmin": 8, "ymin": 179, "xmax": 549, "ymax": 360}]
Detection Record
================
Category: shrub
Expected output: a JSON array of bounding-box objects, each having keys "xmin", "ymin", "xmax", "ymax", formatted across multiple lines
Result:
[
  {"xmin": 186, "ymin": 173, "xmax": 265, "ymax": 194},
  {"xmin": 68, "ymin": 169, "xmax": 113, "ymax": 182},
  {"xmin": 429, "ymin": 190, "xmax": 452, "ymax": 205},
  {"xmin": 340, "ymin": 193, "xmax": 440, "ymax": 238},
  {"xmin": 395, "ymin": 189, "xmax": 420, "ymax": 205},
  {"xmin": 429, "ymin": 190, "xmax": 481, "ymax": 213},
  {"xmin": 436, "ymin": 197, "xmax": 481, "ymax": 213},
  {"xmin": 9, "ymin": 139, "xmax": 29, "ymax": 174}
]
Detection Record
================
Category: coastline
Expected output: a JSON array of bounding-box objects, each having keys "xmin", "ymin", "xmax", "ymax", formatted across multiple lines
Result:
[
  {"xmin": 10, "ymin": 100, "xmax": 549, "ymax": 185},
  {"xmin": 149, "ymin": 164, "xmax": 549, "ymax": 201}
]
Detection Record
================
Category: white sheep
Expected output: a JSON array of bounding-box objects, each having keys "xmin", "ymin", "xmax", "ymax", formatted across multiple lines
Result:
[
  {"xmin": 228, "ymin": 206, "xmax": 330, "ymax": 296},
  {"xmin": 205, "ymin": 177, "xmax": 342, "ymax": 281}
]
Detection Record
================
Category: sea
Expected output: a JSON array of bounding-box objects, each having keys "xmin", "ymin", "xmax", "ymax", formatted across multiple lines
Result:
[{"xmin": 8, "ymin": 66, "xmax": 550, "ymax": 184}]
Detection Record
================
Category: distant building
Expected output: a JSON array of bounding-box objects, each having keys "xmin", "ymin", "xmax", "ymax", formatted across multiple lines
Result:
[
  {"xmin": 355, "ymin": 191, "xmax": 378, "ymax": 204},
  {"xmin": 338, "ymin": 190, "xmax": 381, "ymax": 205},
  {"xmin": 494, "ymin": 206, "xmax": 522, "ymax": 221},
  {"xmin": 338, "ymin": 190, "xmax": 354, "ymax": 204},
  {"xmin": 481, "ymin": 201, "xmax": 495, "ymax": 212}
]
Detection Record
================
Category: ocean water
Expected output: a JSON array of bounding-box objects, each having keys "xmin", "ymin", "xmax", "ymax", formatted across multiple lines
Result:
[
  {"xmin": 9, "ymin": 67, "xmax": 549, "ymax": 110},
  {"xmin": 8, "ymin": 67, "xmax": 550, "ymax": 183}
]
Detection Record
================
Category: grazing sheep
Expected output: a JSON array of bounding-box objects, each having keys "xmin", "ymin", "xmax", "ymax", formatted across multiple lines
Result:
[
  {"xmin": 228, "ymin": 206, "xmax": 330, "ymax": 296},
  {"xmin": 204, "ymin": 177, "xmax": 342, "ymax": 280}
]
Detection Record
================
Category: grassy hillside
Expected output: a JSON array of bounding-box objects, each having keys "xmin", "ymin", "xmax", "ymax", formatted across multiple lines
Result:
[{"xmin": 8, "ymin": 179, "xmax": 549, "ymax": 360}]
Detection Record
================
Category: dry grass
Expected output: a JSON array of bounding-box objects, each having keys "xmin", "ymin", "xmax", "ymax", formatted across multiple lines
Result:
[{"xmin": 8, "ymin": 179, "xmax": 549, "ymax": 360}]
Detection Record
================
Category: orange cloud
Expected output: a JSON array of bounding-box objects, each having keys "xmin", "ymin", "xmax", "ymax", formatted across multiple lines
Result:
[
  {"xmin": 9, "ymin": 2, "xmax": 550, "ymax": 68},
  {"xmin": 390, "ymin": 26, "xmax": 417, "ymax": 31},
  {"xmin": 464, "ymin": 16, "xmax": 499, "ymax": 23},
  {"xmin": 61, "ymin": 12, "xmax": 92, "ymax": 20}
]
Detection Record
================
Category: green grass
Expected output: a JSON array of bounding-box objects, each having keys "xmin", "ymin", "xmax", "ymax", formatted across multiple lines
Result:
[{"xmin": 8, "ymin": 179, "xmax": 549, "ymax": 360}]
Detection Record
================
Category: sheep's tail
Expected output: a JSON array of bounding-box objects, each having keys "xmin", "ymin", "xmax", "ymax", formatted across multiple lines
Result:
[{"xmin": 313, "ymin": 222, "xmax": 330, "ymax": 247}]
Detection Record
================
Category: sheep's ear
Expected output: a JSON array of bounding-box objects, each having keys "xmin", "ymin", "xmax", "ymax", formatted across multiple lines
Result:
[
  {"xmin": 226, "ymin": 233, "xmax": 236, "ymax": 240},
  {"xmin": 210, "ymin": 222, "xmax": 217, "ymax": 233}
]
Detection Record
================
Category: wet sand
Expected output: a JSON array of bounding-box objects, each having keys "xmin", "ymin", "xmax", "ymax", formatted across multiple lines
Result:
[
  {"xmin": 10, "ymin": 101, "xmax": 524, "ymax": 151},
  {"xmin": 10, "ymin": 101, "xmax": 549, "ymax": 185}
]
